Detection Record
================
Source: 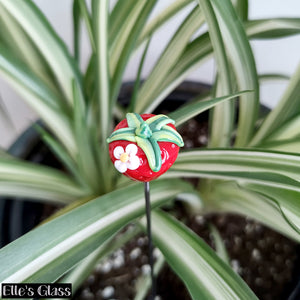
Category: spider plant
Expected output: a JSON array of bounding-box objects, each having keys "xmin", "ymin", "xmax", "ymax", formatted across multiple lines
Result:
[{"xmin": 0, "ymin": 0, "xmax": 300, "ymax": 299}]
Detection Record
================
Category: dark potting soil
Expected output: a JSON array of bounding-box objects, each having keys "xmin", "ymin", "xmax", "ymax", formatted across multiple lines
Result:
[{"xmin": 73, "ymin": 118, "xmax": 300, "ymax": 300}]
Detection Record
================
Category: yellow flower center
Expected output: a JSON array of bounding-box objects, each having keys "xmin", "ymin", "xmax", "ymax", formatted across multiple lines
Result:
[{"xmin": 120, "ymin": 152, "xmax": 129, "ymax": 163}]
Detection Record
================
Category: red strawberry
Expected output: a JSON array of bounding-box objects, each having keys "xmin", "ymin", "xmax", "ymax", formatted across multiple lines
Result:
[{"xmin": 107, "ymin": 113, "xmax": 184, "ymax": 182}]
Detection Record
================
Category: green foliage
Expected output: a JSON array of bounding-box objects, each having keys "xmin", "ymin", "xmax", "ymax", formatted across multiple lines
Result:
[
  {"xmin": 0, "ymin": 0, "xmax": 299, "ymax": 298},
  {"xmin": 144, "ymin": 210, "xmax": 258, "ymax": 299}
]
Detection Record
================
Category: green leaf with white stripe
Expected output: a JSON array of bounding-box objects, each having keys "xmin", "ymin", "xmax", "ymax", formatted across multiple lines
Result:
[
  {"xmin": 0, "ymin": 179, "xmax": 194, "ymax": 283},
  {"xmin": 197, "ymin": 0, "xmax": 234, "ymax": 147},
  {"xmin": 258, "ymin": 138, "xmax": 300, "ymax": 154},
  {"xmin": 76, "ymin": 0, "xmax": 96, "ymax": 55},
  {"xmin": 109, "ymin": 0, "xmax": 133, "ymax": 47},
  {"xmin": 234, "ymin": 0, "xmax": 248, "ymax": 21},
  {"xmin": 60, "ymin": 226, "xmax": 140, "ymax": 294},
  {"xmin": 0, "ymin": 4, "xmax": 56, "ymax": 92},
  {"xmin": 210, "ymin": 182, "xmax": 300, "ymax": 242},
  {"xmin": 141, "ymin": 210, "xmax": 258, "ymax": 300},
  {"xmin": 0, "ymin": 182, "xmax": 78, "ymax": 204},
  {"xmin": 169, "ymin": 90, "xmax": 251, "ymax": 127},
  {"xmin": 129, "ymin": 37, "xmax": 152, "ymax": 112},
  {"xmin": 251, "ymin": 63, "xmax": 300, "ymax": 146},
  {"xmin": 162, "ymin": 14, "xmax": 299, "ymax": 143},
  {"xmin": 259, "ymin": 73, "xmax": 290, "ymax": 83},
  {"xmin": 92, "ymin": 0, "xmax": 110, "ymax": 141},
  {"xmin": 72, "ymin": 0, "xmax": 81, "ymax": 62},
  {"xmin": 244, "ymin": 183, "xmax": 300, "ymax": 233},
  {"xmin": 109, "ymin": 0, "xmax": 146, "ymax": 75},
  {"xmin": 0, "ymin": 158, "xmax": 85, "ymax": 203},
  {"xmin": 143, "ymin": 16, "xmax": 299, "ymax": 116},
  {"xmin": 245, "ymin": 18, "xmax": 300, "ymax": 39},
  {"xmin": 34, "ymin": 124, "xmax": 85, "ymax": 189},
  {"xmin": 135, "ymin": 5, "xmax": 204, "ymax": 113},
  {"xmin": 0, "ymin": 0, "xmax": 82, "ymax": 103},
  {"xmin": 209, "ymin": 224, "xmax": 230, "ymax": 265},
  {"xmin": 72, "ymin": 80, "xmax": 103, "ymax": 193},
  {"xmin": 166, "ymin": 149, "xmax": 300, "ymax": 188},
  {"xmin": 138, "ymin": 0, "xmax": 194, "ymax": 46},
  {"xmin": 210, "ymin": 0, "xmax": 259, "ymax": 147},
  {"xmin": 144, "ymin": 33, "xmax": 212, "ymax": 113},
  {"xmin": 0, "ymin": 49, "xmax": 77, "ymax": 156},
  {"xmin": 110, "ymin": 0, "xmax": 157, "ymax": 104},
  {"xmin": 264, "ymin": 115, "xmax": 300, "ymax": 143}
]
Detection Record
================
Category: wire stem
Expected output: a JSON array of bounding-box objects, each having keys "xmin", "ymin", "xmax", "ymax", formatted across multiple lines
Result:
[{"xmin": 144, "ymin": 181, "xmax": 156, "ymax": 299}]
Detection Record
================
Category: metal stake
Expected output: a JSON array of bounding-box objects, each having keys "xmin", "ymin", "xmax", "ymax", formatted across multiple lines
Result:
[{"xmin": 144, "ymin": 181, "xmax": 156, "ymax": 300}]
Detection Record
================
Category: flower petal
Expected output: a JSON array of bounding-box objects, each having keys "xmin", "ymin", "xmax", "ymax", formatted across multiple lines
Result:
[
  {"xmin": 126, "ymin": 143, "xmax": 138, "ymax": 156},
  {"xmin": 127, "ymin": 155, "xmax": 140, "ymax": 170},
  {"xmin": 114, "ymin": 160, "xmax": 127, "ymax": 173},
  {"xmin": 113, "ymin": 146, "xmax": 124, "ymax": 159}
]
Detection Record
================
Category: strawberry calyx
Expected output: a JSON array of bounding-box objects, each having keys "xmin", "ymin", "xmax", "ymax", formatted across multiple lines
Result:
[{"xmin": 107, "ymin": 113, "xmax": 184, "ymax": 172}]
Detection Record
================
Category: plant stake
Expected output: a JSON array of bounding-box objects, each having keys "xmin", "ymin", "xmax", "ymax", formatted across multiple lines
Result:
[
  {"xmin": 144, "ymin": 180, "xmax": 155, "ymax": 298},
  {"xmin": 107, "ymin": 113, "xmax": 184, "ymax": 299}
]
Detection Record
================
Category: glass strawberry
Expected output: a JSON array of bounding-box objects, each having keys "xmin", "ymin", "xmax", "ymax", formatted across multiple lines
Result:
[{"xmin": 107, "ymin": 113, "xmax": 184, "ymax": 182}]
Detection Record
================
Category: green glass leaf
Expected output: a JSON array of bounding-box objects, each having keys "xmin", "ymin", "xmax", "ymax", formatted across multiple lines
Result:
[
  {"xmin": 107, "ymin": 128, "xmax": 135, "ymax": 140},
  {"xmin": 107, "ymin": 114, "xmax": 183, "ymax": 172},
  {"xmin": 106, "ymin": 132, "xmax": 136, "ymax": 144},
  {"xmin": 135, "ymin": 136, "xmax": 161, "ymax": 172},
  {"xmin": 152, "ymin": 127, "xmax": 184, "ymax": 147},
  {"xmin": 149, "ymin": 137, "xmax": 162, "ymax": 172},
  {"xmin": 135, "ymin": 122, "xmax": 153, "ymax": 139},
  {"xmin": 146, "ymin": 114, "xmax": 175, "ymax": 130},
  {"xmin": 126, "ymin": 112, "xmax": 143, "ymax": 128}
]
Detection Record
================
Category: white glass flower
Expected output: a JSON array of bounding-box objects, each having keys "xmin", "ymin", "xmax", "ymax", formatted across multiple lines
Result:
[{"xmin": 113, "ymin": 144, "xmax": 140, "ymax": 173}]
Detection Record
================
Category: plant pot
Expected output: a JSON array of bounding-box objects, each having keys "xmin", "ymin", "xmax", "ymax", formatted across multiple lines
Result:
[
  {"xmin": 0, "ymin": 82, "xmax": 299, "ymax": 300},
  {"xmin": 0, "ymin": 122, "xmax": 62, "ymax": 246}
]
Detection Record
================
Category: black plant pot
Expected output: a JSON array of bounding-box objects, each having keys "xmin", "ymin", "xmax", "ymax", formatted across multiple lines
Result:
[
  {"xmin": 0, "ymin": 124, "xmax": 48, "ymax": 246},
  {"xmin": 0, "ymin": 82, "xmax": 299, "ymax": 300}
]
